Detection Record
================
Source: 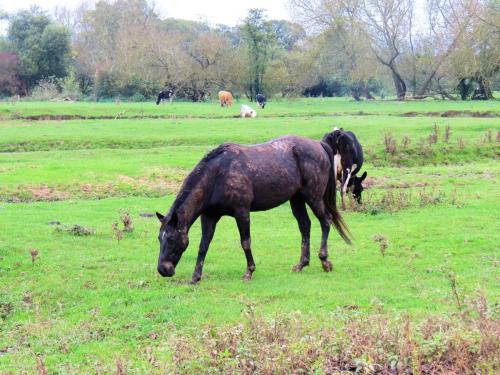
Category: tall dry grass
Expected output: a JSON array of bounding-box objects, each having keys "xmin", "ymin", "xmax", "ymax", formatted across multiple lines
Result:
[{"xmin": 156, "ymin": 292, "xmax": 499, "ymax": 374}]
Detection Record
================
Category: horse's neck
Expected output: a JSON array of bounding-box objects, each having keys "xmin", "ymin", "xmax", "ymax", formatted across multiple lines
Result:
[{"xmin": 175, "ymin": 188, "xmax": 206, "ymax": 229}]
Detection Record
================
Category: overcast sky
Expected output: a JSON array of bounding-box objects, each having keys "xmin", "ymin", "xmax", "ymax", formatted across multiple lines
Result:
[{"xmin": 1, "ymin": 0, "xmax": 292, "ymax": 26}]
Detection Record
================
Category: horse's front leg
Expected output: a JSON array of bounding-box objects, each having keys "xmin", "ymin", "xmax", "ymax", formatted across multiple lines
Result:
[
  {"xmin": 235, "ymin": 210, "xmax": 255, "ymax": 281},
  {"xmin": 191, "ymin": 214, "xmax": 220, "ymax": 284}
]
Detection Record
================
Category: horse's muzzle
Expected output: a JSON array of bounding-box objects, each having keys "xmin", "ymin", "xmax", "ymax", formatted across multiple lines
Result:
[{"xmin": 158, "ymin": 261, "xmax": 175, "ymax": 277}]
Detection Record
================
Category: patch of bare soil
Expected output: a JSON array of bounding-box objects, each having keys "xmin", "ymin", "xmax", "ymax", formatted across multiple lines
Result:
[
  {"xmin": 401, "ymin": 110, "xmax": 497, "ymax": 118},
  {"xmin": 28, "ymin": 186, "xmax": 69, "ymax": 201},
  {"xmin": 3, "ymin": 175, "xmax": 183, "ymax": 202},
  {"xmin": 364, "ymin": 176, "xmax": 429, "ymax": 189},
  {"xmin": 0, "ymin": 166, "xmax": 16, "ymax": 173}
]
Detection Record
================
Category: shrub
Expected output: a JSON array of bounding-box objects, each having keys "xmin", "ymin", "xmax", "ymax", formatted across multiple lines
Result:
[
  {"xmin": 94, "ymin": 70, "xmax": 119, "ymax": 99},
  {"xmin": 60, "ymin": 70, "xmax": 82, "ymax": 100},
  {"xmin": 162, "ymin": 294, "xmax": 499, "ymax": 374},
  {"xmin": 30, "ymin": 78, "xmax": 60, "ymax": 100}
]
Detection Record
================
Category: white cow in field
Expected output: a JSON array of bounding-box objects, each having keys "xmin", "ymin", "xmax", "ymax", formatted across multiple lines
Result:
[{"xmin": 240, "ymin": 104, "xmax": 257, "ymax": 118}]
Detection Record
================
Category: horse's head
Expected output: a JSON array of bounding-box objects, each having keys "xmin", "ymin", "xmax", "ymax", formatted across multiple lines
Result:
[
  {"xmin": 156, "ymin": 211, "xmax": 189, "ymax": 277},
  {"xmin": 349, "ymin": 171, "xmax": 367, "ymax": 204}
]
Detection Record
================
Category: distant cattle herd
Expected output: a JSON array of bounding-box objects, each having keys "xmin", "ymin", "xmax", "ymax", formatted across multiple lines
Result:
[{"xmin": 156, "ymin": 89, "xmax": 267, "ymax": 119}]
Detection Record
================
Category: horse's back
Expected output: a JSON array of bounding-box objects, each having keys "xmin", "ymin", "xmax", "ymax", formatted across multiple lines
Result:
[{"xmin": 207, "ymin": 137, "xmax": 330, "ymax": 211}]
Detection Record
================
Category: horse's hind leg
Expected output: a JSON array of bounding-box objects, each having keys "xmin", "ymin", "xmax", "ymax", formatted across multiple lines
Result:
[
  {"xmin": 235, "ymin": 210, "xmax": 255, "ymax": 281},
  {"xmin": 290, "ymin": 197, "xmax": 311, "ymax": 272},
  {"xmin": 307, "ymin": 200, "xmax": 333, "ymax": 272}
]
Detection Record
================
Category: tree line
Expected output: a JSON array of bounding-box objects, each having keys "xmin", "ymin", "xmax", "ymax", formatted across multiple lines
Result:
[{"xmin": 0, "ymin": 0, "xmax": 498, "ymax": 101}]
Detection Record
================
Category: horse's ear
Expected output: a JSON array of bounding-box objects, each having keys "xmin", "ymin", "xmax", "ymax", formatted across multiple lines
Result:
[
  {"xmin": 156, "ymin": 212, "xmax": 164, "ymax": 222},
  {"xmin": 167, "ymin": 211, "xmax": 179, "ymax": 227},
  {"xmin": 360, "ymin": 171, "xmax": 367, "ymax": 181}
]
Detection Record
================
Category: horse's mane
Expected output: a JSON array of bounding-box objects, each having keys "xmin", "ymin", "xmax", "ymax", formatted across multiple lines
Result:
[{"xmin": 169, "ymin": 144, "xmax": 232, "ymax": 214}]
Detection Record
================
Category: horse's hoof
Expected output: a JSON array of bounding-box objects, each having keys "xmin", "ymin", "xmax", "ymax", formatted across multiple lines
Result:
[
  {"xmin": 292, "ymin": 264, "xmax": 301, "ymax": 272},
  {"xmin": 242, "ymin": 273, "xmax": 253, "ymax": 281},
  {"xmin": 322, "ymin": 261, "xmax": 333, "ymax": 272},
  {"xmin": 292, "ymin": 263, "xmax": 308, "ymax": 272},
  {"xmin": 190, "ymin": 275, "xmax": 201, "ymax": 284}
]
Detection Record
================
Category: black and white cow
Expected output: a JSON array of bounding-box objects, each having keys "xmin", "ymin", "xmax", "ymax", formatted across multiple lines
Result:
[
  {"xmin": 256, "ymin": 94, "xmax": 266, "ymax": 109},
  {"xmin": 156, "ymin": 89, "xmax": 174, "ymax": 105},
  {"xmin": 323, "ymin": 128, "xmax": 367, "ymax": 209}
]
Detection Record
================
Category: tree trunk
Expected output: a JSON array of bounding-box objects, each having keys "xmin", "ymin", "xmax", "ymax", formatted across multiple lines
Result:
[
  {"xmin": 417, "ymin": 71, "xmax": 437, "ymax": 97},
  {"xmin": 391, "ymin": 69, "xmax": 406, "ymax": 100},
  {"xmin": 472, "ymin": 74, "xmax": 493, "ymax": 100},
  {"xmin": 457, "ymin": 78, "xmax": 471, "ymax": 100},
  {"xmin": 436, "ymin": 79, "xmax": 457, "ymax": 100},
  {"xmin": 364, "ymin": 82, "xmax": 375, "ymax": 100}
]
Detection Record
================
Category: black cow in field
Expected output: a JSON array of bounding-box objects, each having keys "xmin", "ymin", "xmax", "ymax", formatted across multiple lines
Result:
[
  {"xmin": 256, "ymin": 94, "xmax": 266, "ymax": 109},
  {"xmin": 322, "ymin": 128, "xmax": 367, "ymax": 209},
  {"xmin": 156, "ymin": 89, "xmax": 174, "ymax": 105}
]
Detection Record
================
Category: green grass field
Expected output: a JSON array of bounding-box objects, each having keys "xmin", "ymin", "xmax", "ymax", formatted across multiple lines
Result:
[{"xmin": 0, "ymin": 98, "xmax": 499, "ymax": 372}]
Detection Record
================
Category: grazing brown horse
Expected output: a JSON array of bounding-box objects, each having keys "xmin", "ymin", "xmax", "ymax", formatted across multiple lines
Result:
[
  {"xmin": 218, "ymin": 90, "xmax": 233, "ymax": 107},
  {"xmin": 156, "ymin": 132, "xmax": 352, "ymax": 283}
]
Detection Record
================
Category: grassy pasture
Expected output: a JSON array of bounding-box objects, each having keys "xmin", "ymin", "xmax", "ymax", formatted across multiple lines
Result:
[
  {"xmin": 0, "ymin": 99, "xmax": 499, "ymax": 372},
  {"xmin": 1, "ymin": 98, "xmax": 499, "ymax": 120}
]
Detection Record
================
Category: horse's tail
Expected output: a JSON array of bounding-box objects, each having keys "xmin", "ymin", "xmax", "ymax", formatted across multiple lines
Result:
[{"xmin": 320, "ymin": 141, "xmax": 352, "ymax": 245}]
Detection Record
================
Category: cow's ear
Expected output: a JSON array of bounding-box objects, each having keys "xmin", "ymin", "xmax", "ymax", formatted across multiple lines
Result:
[
  {"xmin": 360, "ymin": 171, "xmax": 367, "ymax": 181},
  {"xmin": 156, "ymin": 212, "xmax": 165, "ymax": 222}
]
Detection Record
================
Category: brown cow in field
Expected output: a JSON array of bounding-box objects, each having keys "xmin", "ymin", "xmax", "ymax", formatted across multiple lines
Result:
[{"xmin": 218, "ymin": 90, "xmax": 233, "ymax": 107}]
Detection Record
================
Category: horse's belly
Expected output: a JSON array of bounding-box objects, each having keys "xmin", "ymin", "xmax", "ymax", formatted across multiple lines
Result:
[{"xmin": 250, "ymin": 168, "xmax": 301, "ymax": 211}]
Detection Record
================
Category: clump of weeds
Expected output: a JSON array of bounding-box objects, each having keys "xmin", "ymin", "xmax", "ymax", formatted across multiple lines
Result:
[
  {"xmin": 401, "ymin": 135, "xmax": 411, "ymax": 150},
  {"xmin": 111, "ymin": 211, "xmax": 134, "ymax": 243},
  {"xmin": 428, "ymin": 123, "xmax": 439, "ymax": 145},
  {"xmin": 30, "ymin": 248, "xmax": 39, "ymax": 265},
  {"xmin": 444, "ymin": 125, "xmax": 451, "ymax": 143},
  {"xmin": 56, "ymin": 224, "xmax": 94, "ymax": 236},
  {"xmin": 112, "ymin": 222, "xmax": 124, "ymax": 243},
  {"xmin": 484, "ymin": 129, "xmax": 492, "ymax": 143},
  {"xmin": 372, "ymin": 235, "xmax": 388, "ymax": 256},
  {"xmin": 356, "ymin": 187, "xmax": 458, "ymax": 215},
  {"xmin": 120, "ymin": 212, "xmax": 134, "ymax": 232},
  {"xmin": 458, "ymin": 137, "xmax": 465, "ymax": 150},
  {"xmin": 360, "ymin": 190, "xmax": 412, "ymax": 214},
  {"xmin": 418, "ymin": 188, "xmax": 445, "ymax": 206},
  {"xmin": 384, "ymin": 133, "xmax": 397, "ymax": 154}
]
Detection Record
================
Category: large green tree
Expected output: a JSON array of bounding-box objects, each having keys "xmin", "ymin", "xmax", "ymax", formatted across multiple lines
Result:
[
  {"xmin": 240, "ymin": 9, "xmax": 276, "ymax": 99},
  {"xmin": 7, "ymin": 8, "xmax": 71, "ymax": 90}
]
